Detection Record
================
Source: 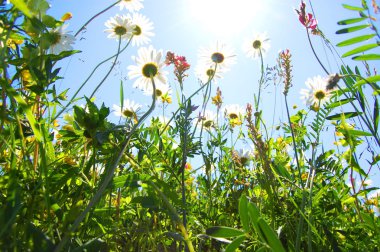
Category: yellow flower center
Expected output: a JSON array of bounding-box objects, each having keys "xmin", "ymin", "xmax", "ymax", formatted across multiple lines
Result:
[
  {"xmin": 203, "ymin": 120, "xmax": 213, "ymax": 128},
  {"xmin": 114, "ymin": 25, "xmax": 127, "ymax": 36},
  {"xmin": 142, "ymin": 63, "xmax": 158, "ymax": 78},
  {"xmin": 156, "ymin": 89, "xmax": 163, "ymax": 97},
  {"xmin": 314, "ymin": 90, "xmax": 326, "ymax": 100},
  {"xmin": 229, "ymin": 113, "xmax": 238, "ymax": 120},
  {"xmin": 211, "ymin": 52, "xmax": 224, "ymax": 64},
  {"xmin": 252, "ymin": 40, "xmax": 261, "ymax": 49},
  {"xmin": 206, "ymin": 69, "xmax": 215, "ymax": 77},
  {"xmin": 50, "ymin": 31, "xmax": 62, "ymax": 45},
  {"xmin": 133, "ymin": 25, "xmax": 142, "ymax": 36},
  {"xmin": 122, "ymin": 109, "xmax": 134, "ymax": 117}
]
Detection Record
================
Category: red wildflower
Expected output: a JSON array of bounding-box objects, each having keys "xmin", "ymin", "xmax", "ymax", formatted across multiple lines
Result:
[{"xmin": 165, "ymin": 51, "xmax": 190, "ymax": 81}]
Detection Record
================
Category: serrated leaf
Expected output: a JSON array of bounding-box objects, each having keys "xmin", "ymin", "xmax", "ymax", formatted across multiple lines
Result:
[
  {"xmin": 336, "ymin": 34, "xmax": 376, "ymax": 47},
  {"xmin": 337, "ymin": 17, "xmax": 367, "ymax": 25},
  {"xmin": 342, "ymin": 4, "xmax": 366, "ymax": 11},
  {"xmin": 336, "ymin": 24, "xmax": 370, "ymax": 34},
  {"xmin": 342, "ymin": 43, "xmax": 379, "ymax": 57},
  {"xmin": 206, "ymin": 227, "xmax": 245, "ymax": 238},
  {"xmin": 353, "ymin": 54, "xmax": 380, "ymax": 60},
  {"xmin": 225, "ymin": 235, "xmax": 246, "ymax": 252},
  {"xmin": 326, "ymin": 112, "xmax": 362, "ymax": 120}
]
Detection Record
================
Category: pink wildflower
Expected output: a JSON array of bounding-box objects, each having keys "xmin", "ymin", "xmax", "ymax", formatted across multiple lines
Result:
[{"xmin": 295, "ymin": 1, "xmax": 318, "ymax": 31}]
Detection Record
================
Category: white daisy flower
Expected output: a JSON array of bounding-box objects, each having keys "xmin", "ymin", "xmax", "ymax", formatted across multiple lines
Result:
[
  {"xmin": 198, "ymin": 42, "xmax": 236, "ymax": 72},
  {"xmin": 117, "ymin": 0, "xmax": 143, "ymax": 12},
  {"xmin": 143, "ymin": 82, "xmax": 172, "ymax": 103},
  {"xmin": 236, "ymin": 148, "xmax": 252, "ymax": 166},
  {"xmin": 199, "ymin": 110, "xmax": 217, "ymax": 129},
  {"xmin": 48, "ymin": 25, "xmax": 75, "ymax": 55},
  {"xmin": 195, "ymin": 63, "xmax": 224, "ymax": 84},
  {"xmin": 112, "ymin": 99, "xmax": 142, "ymax": 118},
  {"xmin": 128, "ymin": 13, "xmax": 154, "ymax": 47},
  {"xmin": 127, "ymin": 45, "xmax": 168, "ymax": 92},
  {"xmin": 300, "ymin": 75, "xmax": 331, "ymax": 107},
  {"xmin": 104, "ymin": 14, "xmax": 135, "ymax": 41},
  {"xmin": 243, "ymin": 32, "xmax": 270, "ymax": 59},
  {"xmin": 224, "ymin": 104, "xmax": 245, "ymax": 127}
]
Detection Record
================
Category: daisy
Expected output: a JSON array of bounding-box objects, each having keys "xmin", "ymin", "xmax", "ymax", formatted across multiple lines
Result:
[
  {"xmin": 198, "ymin": 42, "xmax": 236, "ymax": 71},
  {"xmin": 127, "ymin": 45, "xmax": 168, "ymax": 92},
  {"xmin": 48, "ymin": 25, "xmax": 75, "ymax": 55},
  {"xmin": 142, "ymin": 82, "xmax": 172, "ymax": 103},
  {"xmin": 224, "ymin": 104, "xmax": 245, "ymax": 127},
  {"xmin": 104, "ymin": 14, "xmax": 134, "ymax": 41},
  {"xmin": 300, "ymin": 75, "xmax": 331, "ymax": 107},
  {"xmin": 236, "ymin": 148, "xmax": 252, "ymax": 166},
  {"xmin": 116, "ymin": 0, "xmax": 143, "ymax": 12},
  {"xmin": 198, "ymin": 110, "xmax": 217, "ymax": 129},
  {"xmin": 113, "ymin": 99, "xmax": 142, "ymax": 118},
  {"xmin": 195, "ymin": 63, "xmax": 224, "ymax": 84},
  {"xmin": 242, "ymin": 32, "xmax": 270, "ymax": 59},
  {"xmin": 128, "ymin": 13, "xmax": 154, "ymax": 47}
]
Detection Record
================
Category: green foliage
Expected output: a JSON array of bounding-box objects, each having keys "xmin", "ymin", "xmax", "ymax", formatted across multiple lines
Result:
[{"xmin": 0, "ymin": 1, "xmax": 379, "ymax": 251}]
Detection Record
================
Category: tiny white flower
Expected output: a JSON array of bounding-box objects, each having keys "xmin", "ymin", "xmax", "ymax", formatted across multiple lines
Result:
[
  {"xmin": 104, "ymin": 14, "xmax": 134, "ymax": 41},
  {"xmin": 117, "ymin": 0, "xmax": 144, "ymax": 12},
  {"xmin": 242, "ymin": 32, "xmax": 270, "ymax": 59},
  {"xmin": 48, "ymin": 25, "xmax": 75, "ymax": 55}
]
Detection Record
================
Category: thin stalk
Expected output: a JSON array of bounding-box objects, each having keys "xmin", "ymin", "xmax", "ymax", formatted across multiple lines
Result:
[
  {"xmin": 53, "ymin": 37, "xmax": 132, "ymax": 121},
  {"xmin": 89, "ymin": 37, "xmax": 122, "ymax": 98},
  {"xmin": 74, "ymin": 1, "xmax": 121, "ymax": 37},
  {"xmin": 54, "ymin": 76, "xmax": 157, "ymax": 252},
  {"xmin": 306, "ymin": 29, "xmax": 330, "ymax": 76},
  {"xmin": 148, "ymin": 180, "xmax": 195, "ymax": 252}
]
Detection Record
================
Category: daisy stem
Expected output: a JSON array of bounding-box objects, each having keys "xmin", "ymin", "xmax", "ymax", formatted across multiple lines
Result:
[
  {"xmin": 53, "ymin": 76, "xmax": 157, "ymax": 252},
  {"xmin": 255, "ymin": 49, "xmax": 265, "ymax": 112},
  {"xmin": 89, "ymin": 37, "xmax": 122, "ymax": 99},
  {"xmin": 53, "ymin": 36, "xmax": 132, "ymax": 121},
  {"xmin": 74, "ymin": 0, "xmax": 121, "ymax": 37},
  {"xmin": 306, "ymin": 29, "xmax": 330, "ymax": 76}
]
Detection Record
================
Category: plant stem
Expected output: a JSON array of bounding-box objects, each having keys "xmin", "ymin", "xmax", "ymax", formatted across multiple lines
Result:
[
  {"xmin": 306, "ymin": 29, "xmax": 330, "ymax": 76},
  {"xmin": 74, "ymin": 1, "xmax": 121, "ymax": 37},
  {"xmin": 53, "ymin": 76, "xmax": 157, "ymax": 252}
]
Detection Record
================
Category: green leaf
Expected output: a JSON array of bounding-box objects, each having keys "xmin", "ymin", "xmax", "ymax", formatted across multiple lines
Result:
[
  {"xmin": 326, "ymin": 112, "xmax": 362, "ymax": 120},
  {"xmin": 345, "ymin": 129, "xmax": 373, "ymax": 136},
  {"xmin": 257, "ymin": 219, "xmax": 286, "ymax": 252},
  {"xmin": 120, "ymin": 80, "xmax": 124, "ymax": 111},
  {"xmin": 374, "ymin": 99, "xmax": 379, "ymax": 135},
  {"xmin": 353, "ymin": 54, "xmax": 380, "ymax": 60},
  {"xmin": 10, "ymin": 0, "xmax": 33, "ymax": 18},
  {"xmin": 337, "ymin": 17, "xmax": 367, "ymax": 25},
  {"xmin": 239, "ymin": 196, "xmax": 249, "ymax": 232},
  {"xmin": 7, "ymin": 87, "xmax": 42, "ymax": 141},
  {"xmin": 325, "ymin": 98, "xmax": 355, "ymax": 109},
  {"xmin": 336, "ymin": 34, "xmax": 376, "ymax": 47},
  {"xmin": 342, "ymin": 43, "xmax": 379, "ymax": 57},
  {"xmin": 225, "ymin": 235, "xmax": 246, "ymax": 252},
  {"xmin": 206, "ymin": 227, "xmax": 245, "ymax": 238},
  {"xmin": 342, "ymin": 4, "xmax": 366, "ymax": 11},
  {"xmin": 336, "ymin": 24, "xmax": 370, "ymax": 34}
]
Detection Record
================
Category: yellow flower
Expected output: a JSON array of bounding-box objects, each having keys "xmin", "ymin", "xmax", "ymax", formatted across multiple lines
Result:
[{"xmin": 61, "ymin": 12, "xmax": 73, "ymax": 22}]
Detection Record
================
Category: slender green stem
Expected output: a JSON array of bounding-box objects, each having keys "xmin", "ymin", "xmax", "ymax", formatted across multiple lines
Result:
[
  {"xmin": 54, "ymin": 77, "xmax": 157, "ymax": 252},
  {"xmin": 53, "ymin": 37, "xmax": 132, "ymax": 121},
  {"xmin": 89, "ymin": 37, "xmax": 122, "ymax": 98},
  {"xmin": 255, "ymin": 48, "xmax": 265, "ymax": 112},
  {"xmin": 306, "ymin": 29, "xmax": 330, "ymax": 76},
  {"xmin": 74, "ymin": 1, "xmax": 121, "ymax": 37}
]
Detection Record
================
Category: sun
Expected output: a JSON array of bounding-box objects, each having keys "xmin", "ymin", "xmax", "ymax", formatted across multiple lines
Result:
[{"xmin": 186, "ymin": 0, "xmax": 263, "ymax": 38}]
